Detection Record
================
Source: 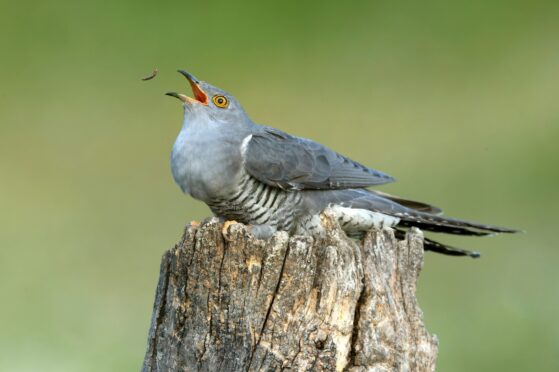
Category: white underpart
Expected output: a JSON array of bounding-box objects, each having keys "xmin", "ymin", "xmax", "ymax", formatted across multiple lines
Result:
[
  {"xmin": 329, "ymin": 205, "xmax": 400, "ymax": 232},
  {"xmin": 240, "ymin": 134, "xmax": 253, "ymax": 162},
  {"xmin": 295, "ymin": 206, "xmax": 401, "ymax": 237}
]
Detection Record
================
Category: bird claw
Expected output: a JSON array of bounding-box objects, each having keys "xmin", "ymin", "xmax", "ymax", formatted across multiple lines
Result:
[{"xmin": 222, "ymin": 220, "xmax": 239, "ymax": 241}]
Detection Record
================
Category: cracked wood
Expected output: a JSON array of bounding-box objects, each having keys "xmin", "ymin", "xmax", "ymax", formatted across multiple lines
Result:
[{"xmin": 142, "ymin": 210, "xmax": 438, "ymax": 371}]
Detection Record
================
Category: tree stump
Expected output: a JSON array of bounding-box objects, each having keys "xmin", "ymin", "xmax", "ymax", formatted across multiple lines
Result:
[{"xmin": 142, "ymin": 210, "xmax": 438, "ymax": 371}]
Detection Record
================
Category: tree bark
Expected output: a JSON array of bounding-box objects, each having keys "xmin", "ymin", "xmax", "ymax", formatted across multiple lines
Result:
[{"xmin": 142, "ymin": 210, "xmax": 438, "ymax": 371}]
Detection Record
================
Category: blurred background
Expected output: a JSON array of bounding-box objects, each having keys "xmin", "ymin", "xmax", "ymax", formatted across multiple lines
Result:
[{"xmin": 1, "ymin": 0, "xmax": 558, "ymax": 370}]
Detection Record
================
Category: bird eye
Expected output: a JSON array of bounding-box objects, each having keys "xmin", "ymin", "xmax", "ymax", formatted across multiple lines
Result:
[{"xmin": 212, "ymin": 95, "xmax": 229, "ymax": 108}]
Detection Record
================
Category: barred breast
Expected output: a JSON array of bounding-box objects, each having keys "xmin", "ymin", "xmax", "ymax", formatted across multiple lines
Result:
[{"xmin": 207, "ymin": 172, "xmax": 303, "ymax": 232}]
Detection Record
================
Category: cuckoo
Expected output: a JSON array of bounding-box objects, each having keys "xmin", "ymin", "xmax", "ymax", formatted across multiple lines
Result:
[{"xmin": 166, "ymin": 70, "xmax": 518, "ymax": 258}]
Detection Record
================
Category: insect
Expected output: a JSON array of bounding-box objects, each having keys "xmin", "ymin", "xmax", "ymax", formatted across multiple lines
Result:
[{"xmin": 141, "ymin": 68, "xmax": 158, "ymax": 81}]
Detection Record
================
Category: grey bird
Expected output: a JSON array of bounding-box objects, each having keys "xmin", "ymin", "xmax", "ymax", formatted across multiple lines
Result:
[{"xmin": 166, "ymin": 70, "xmax": 518, "ymax": 258}]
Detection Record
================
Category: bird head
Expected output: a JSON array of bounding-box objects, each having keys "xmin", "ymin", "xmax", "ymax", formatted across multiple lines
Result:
[{"xmin": 166, "ymin": 70, "xmax": 250, "ymax": 125}]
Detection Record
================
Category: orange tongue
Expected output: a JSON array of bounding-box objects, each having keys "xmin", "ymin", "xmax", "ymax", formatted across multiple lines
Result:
[{"xmin": 189, "ymin": 80, "xmax": 208, "ymax": 105}]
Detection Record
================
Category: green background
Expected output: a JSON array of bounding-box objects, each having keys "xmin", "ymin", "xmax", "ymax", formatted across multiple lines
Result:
[{"xmin": 1, "ymin": 1, "xmax": 557, "ymax": 370}]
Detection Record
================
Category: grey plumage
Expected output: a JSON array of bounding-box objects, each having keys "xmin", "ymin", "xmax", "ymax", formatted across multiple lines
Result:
[
  {"xmin": 245, "ymin": 127, "xmax": 394, "ymax": 190},
  {"xmin": 167, "ymin": 70, "xmax": 518, "ymax": 258}
]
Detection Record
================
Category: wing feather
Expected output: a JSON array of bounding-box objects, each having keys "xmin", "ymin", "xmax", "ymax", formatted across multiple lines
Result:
[{"xmin": 243, "ymin": 127, "xmax": 394, "ymax": 190}]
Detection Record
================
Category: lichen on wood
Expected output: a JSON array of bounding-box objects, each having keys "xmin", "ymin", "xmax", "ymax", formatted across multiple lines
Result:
[{"xmin": 142, "ymin": 209, "xmax": 438, "ymax": 371}]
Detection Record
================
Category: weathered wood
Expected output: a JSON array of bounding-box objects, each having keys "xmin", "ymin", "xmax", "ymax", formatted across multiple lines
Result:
[{"xmin": 142, "ymin": 210, "xmax": 438, "ymax": 371}]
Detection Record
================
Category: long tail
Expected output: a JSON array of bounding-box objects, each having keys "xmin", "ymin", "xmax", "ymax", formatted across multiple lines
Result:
[
  {"xmin": 321, "ymin": 189, "xmax": 520, "ymax": 258},
  {"xmin": 391, "ymin": 209, "xmax": 519, "ymax": 236}
]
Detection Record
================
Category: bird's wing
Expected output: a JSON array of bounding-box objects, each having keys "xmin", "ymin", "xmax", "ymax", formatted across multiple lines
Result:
[{"xmin": 243, "ymin": 127, "xmax": 395, "ymax": 191}]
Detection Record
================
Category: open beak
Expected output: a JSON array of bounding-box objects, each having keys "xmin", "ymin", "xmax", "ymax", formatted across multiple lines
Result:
[{"xmin": 165, "ymin": 70, "xmax": 209, "ymax": 105}]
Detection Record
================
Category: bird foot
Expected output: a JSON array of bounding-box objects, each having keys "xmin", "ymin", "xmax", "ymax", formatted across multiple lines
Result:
[
  {"xmin": 190, "ymin": 220, "xmax": 200, "ymax": 228},
  {"xmin": 222, "ymin": 220, "xmax": 239, "ymax": 241}
]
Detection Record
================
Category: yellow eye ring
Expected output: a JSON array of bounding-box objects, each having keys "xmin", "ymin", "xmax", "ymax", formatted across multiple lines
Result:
[{"xmin": 212, "ymin": 95, "xmax": 229, "ymax": 108}]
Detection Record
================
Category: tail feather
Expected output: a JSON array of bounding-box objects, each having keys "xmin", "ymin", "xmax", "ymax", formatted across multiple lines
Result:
[
  {"xmin": 394, "ymin": 229, "xmax": 481, "ymax": 258},
  {"xmin": 423, "ymin": 237, "xmax": 481, "ymax": 258},
  {"xmin": 322, "ymin": 189, "xmax": 520, "ymax": 259},
  {"xmin": 370, "ymin": 190, "xmax": 443, "ymax": 215},
  {"xmin": 396, "ymin": 219, "xmax": 494, "ymax": 236},
  {"xmin": 391, "ymin": 210, "xmax": 519, "ymax": 235},
  {"xmin": 330, "ymin": 189, "xmax": 518, "ymax": 236}
]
